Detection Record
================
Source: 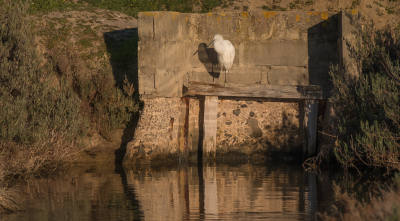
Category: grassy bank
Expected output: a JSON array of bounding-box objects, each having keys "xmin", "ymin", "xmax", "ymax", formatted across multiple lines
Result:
[
  {"xmin": 27, "ymin": 0, "xmax": 226, "ymax": 17},
  {"xmin": 0, "ymin": 0, "xmax": 139, "ymax": 176}
]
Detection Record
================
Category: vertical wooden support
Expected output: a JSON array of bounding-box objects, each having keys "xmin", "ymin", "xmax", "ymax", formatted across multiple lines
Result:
[
  {"xmin": 303, "ymin": 100, "xmax": 318, "ymax": 157},
  {"xmin": 188, "ymin": 98, "xmax": 200, "ymax": 161},
  {"xmin": 203, "ymin": 96, "xmax": 218, "ymax": 159},
  {"xmin": 178, "ymin": 97, "xmax": 189, "ymax": 159}
]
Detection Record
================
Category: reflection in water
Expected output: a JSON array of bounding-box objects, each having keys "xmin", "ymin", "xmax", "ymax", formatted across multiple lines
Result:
[{"xmin": 0, "ymin": 162, "xmax": 389, "ymax": 221}]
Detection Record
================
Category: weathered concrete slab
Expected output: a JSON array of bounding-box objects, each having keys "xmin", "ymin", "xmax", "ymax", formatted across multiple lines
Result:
[
  {"xmin": 339, "ymin": 10, "xmax": 361, "ymax": 83},
  {"xmin": 137, "ymin": 11, "xmax": 341, "ymax": 98},
  {"xmin": 267, "ymin": 66, "xmax": 309, "ymax": 85},
  {"xmin": 239, "ymin": 41, "xmax": 308, "ymax": 67},
  {"xmin": 155, "ymin": 69, "xmax": 179, "ymax": 97}
]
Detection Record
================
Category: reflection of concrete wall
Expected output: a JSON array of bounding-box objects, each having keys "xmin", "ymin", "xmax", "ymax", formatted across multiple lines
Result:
[{"xmin": 123, "ymin": 164, "xmax": 320, "ymax": 220}]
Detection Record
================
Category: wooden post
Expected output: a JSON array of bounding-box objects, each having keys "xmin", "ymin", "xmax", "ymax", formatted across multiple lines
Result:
[
  {"xmin": 303, "ymin": 100, "xmax": 318, "ymax": 157},
  {"xmin": 188, "ymin": 98, "xmax": 200, "ymax": 162},
  {"xmin": 178, "ymin": 97, "xmax": 189, "ymax": 159},
  {"xmin": 203, "ymin": 96, "xmax": 218, "ymax": 159}
]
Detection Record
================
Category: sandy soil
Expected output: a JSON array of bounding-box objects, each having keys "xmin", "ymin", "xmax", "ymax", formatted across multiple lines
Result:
[{"xmin": 215, "ymin": 0, "xmax": 400, "ymax": 29}]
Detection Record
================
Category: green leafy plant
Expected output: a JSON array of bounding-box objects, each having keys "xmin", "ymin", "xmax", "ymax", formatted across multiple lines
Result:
[{"xmin": 330, "ymin": 26, "xmax": 400, "ymax": 171}]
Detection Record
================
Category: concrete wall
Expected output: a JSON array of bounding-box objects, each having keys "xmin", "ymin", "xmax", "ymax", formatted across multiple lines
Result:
[
  {"xmin": 138, "ymin": 11, "xmax": 340, "ymax": 98},
  {"xmin": 123, "ymin": 10, "xmax": 361, "ymax": 164}
]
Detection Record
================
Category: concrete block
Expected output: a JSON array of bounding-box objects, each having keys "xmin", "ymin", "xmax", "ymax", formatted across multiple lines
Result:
[
  {"xmin": 240, "ymin": 41, "xmax": 308, "ymax": 67},
  {"xmin": 308, "ymin": 40, "xmax": 338, "ymax": 64},
  {"xmin": 155, "ymin": 69, "xmax": 179, "ymax": 97},
  {"xmin": 154, "ymin": 12, "xmax": 188, "ymax": 42},
  {"xmin": 225, "ymin": 67, "xmax": 261, "ymax": 84},
  {"xmin": 309, "ymin": 65, "xmax": 334, "ymax": 89},
  {"xmin": 267, "ymin": 66, "xmax": 309, "ymax": 85},
  {"xmin": 138, "ymin": 12, "xmax": 154, "ymax": 39},
  {"xmin": 163, "ymin": 41, "xmax": 187, "ymax": 70},
  {"xmin": 339, "ymin": 10, "xmax": 361, "ymax": 83},
  {"xmin": 204, "ymin": 12, "xmax": 239, "ymax": 40},
  {"xmin": 138, "ymin": 68, "xmax": 155, "ymax": 95},
  {"xmin": 189, "ymin": 69, "xmax": 219, "ymax": 83}
]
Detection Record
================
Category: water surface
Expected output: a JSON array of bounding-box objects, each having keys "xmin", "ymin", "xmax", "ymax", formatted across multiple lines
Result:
[{"xmin": 1, "ymin": 161, "xmax": 390, "ymax": 221}]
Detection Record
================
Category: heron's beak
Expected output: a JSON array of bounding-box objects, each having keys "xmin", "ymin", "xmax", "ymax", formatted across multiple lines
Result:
[{"xmin": 206, "ymin": 40, "xmax": 214, "ymax": 49}]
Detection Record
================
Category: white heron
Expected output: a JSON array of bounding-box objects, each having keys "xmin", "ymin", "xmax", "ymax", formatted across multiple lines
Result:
[{"xmin": 206, "ymin": 34, "xmax": 235, "ymax": 85}]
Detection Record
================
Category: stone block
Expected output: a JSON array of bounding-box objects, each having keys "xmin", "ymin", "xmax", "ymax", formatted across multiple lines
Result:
[
  {"xmin": 123, "ymin": 98, "xmax": 182, "ymax": 165},
  {"xmin": 225, "ymin": 67, "xmax": 262, "ymax": 84},
  {"xmin": 154, "ymin": 12, "xmax": 188, "ymax": 42},
  {"xmin": 138, "ymin": 68, "xmax": 155, "ymax": 95},
  {"xmin": 239, "ymin": 41, "xmax": 308, "ymax": 67},
  {"xmin": 138, "ymin": 12, "xmax": 154, "ymax": 39},
  {"xmin": 308, "ymin": 40, "xmax": 337, "ymax": 64},
  {"xmin": 339, "ymin": 10, "xmax": 361, "ymax": 83},
  {"xmin": 204, "ymin": 12, "xmax": 239, "ymax": 41},
  {"xmin": 163, "ymin": 41, "xmax": 187, "ymax": 70},
  {"xmin": 189, "ymin": 69, "xmax": 220, "ymax": 83},
  {"xmin": 309, "ymin": 65, "xmax": 333, "ymax": 89},
  {"xmin": 154, "ymin": 69, "xmax": 179, "ymax": 97},
  {"xmin": 267, "ymin": 66, "xmax": 309, "ymax": 85}
]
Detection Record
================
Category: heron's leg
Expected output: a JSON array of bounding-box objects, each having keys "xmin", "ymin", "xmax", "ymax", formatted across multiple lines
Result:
[{"xmin": 224, "ymin": 70, "xmax": 230, "ymax": 87}]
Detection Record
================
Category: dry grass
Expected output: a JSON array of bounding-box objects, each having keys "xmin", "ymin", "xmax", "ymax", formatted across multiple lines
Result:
[
  {"xmin": 0, "ymin": 164, "xmax": 20, "ymax": 213},
  {"xmin": 0, "ymin": 134, "xmax": 83, "ymax": 179},
  {"xmin": 0, "ymin": 134, "xmax": 82, "ymax": 213},
  {"xmin": 0, "ymin": 186, "xmax": 20, "ymax": 213},
  {"xmin": 318, "ymin": 180, "xmax": 400, "ymax": 221}
]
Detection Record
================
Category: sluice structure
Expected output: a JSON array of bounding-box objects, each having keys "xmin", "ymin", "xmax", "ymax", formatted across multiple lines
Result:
[{"xmin": 123, "ymin": 10, "xmax": 361, "ymax": 164}]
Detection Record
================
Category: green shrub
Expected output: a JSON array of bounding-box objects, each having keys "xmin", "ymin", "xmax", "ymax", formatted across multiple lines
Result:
[
  {"xmin": 0, "ymin": 0, "xmax": 138, "ymax": 175},
  {"xmin": 27, "ymin": 0, "xmax": 81, "ymax": 13},
  {"xmin": 0, "ymin": 1, "xmax": 89, "ymax": 146},
  {"xmin": 330, "ymin": 26, "xmax": 400, "ymax": 171}
]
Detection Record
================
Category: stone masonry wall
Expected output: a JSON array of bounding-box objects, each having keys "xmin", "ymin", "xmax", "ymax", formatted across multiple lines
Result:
[
  {"xmin": 123, "ymin": 10, "xmax": 361, "ymax": 164},
  {"xmin": 138, "ymin": 11, "xmax": 340, "ymax": 98},
  {"xmin": 187, "ymin": 98, "xmax": 303, "ymax": 158},
  {"xmin": 124, "ymin": 98, "xmax": 187, "ymax": 164}
]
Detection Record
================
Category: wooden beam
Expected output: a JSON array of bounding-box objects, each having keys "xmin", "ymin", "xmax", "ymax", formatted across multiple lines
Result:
[
  {"xmin": 184, "ymin": 82, "xmax": 331, "ymax": 100},
  {"xmin": 203, "ymin": 96, "xmax": 218, "ymax": 159},
  {"xmin": 303, "ymin": 100, "xmax": 318, "ymax": 157}
]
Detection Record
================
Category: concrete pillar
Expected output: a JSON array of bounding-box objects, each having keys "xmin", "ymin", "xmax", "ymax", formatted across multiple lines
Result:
[{"xmin": 338, "ymin": 10, "xmax": 362, "ymax": 83}]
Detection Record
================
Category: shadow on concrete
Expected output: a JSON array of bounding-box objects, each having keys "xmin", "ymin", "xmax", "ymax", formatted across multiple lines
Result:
[
  {"xmin": 103, "ymin": 28, "xmax": 143, "ymax": 164},
  {"xmin": 307, "ymin": 14, "xmax": 339, "ymax": 89},
  {"xmin": 197, "ymin": 43, "xmax": 221, "ymax": 80}
]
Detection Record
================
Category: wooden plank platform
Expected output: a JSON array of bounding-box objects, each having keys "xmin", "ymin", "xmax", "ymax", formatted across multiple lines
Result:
[
  {"xmin": 185, "ymin": 81, "xmax": 331, "ymax": 158},
  {"xmin": 184, "ymin": 82, "xmax": 332, "ymax": 100}
]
